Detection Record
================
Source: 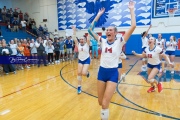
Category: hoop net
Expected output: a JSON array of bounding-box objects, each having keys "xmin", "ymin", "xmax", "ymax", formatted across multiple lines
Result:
[{"xmin": 168, "ymin": 8, "xmax": 177, "ymax": 17}]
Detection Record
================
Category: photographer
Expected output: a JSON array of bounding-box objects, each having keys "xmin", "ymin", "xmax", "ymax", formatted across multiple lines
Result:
[{"xmin": 35, "ymin": 37, "xmax": 47, "ymax": 67}]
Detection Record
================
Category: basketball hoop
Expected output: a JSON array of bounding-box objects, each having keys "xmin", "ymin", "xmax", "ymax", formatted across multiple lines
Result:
[{"xmin": 168, "ymin": 8, "xmax": 177, "ymax": 17}]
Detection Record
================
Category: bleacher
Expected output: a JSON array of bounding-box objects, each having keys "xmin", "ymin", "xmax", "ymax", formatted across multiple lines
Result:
[{"xmin": 0, "ymin": 25, "xmax": 36, "ymax": 42}]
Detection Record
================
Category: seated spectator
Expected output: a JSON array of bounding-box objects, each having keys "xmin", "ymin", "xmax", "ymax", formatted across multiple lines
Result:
[
  {"xmin": 21, "ymin": 19, "xmax": 27, "ymax": 32},
  {"xmin": 43, "ymin": 24, "xmax": 48, "ymax": 35},
  {"xmin": 7, "ymin": 22, "xmax": 12, "ymax": 32}
]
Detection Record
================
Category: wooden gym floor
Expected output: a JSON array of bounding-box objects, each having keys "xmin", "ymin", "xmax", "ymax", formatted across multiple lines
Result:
[{"xmin": 0, "ymin": 56, "xmax": 180, "ymax": 120}]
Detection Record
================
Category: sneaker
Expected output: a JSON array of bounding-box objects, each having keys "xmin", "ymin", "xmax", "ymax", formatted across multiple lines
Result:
[
  {"xmin": 52, "ymin": 62, "xmax": 54, "ymax": 65},
  {"xmin": 48, "ymin": 62, "xmax": 50, "ymax": 65},
  {"xmin": 147, "ymin": 86, "xmax": 155, "ymax": 93},
  {"xmin": 5, "ymin": 73, "xmax": 9, "ymax": 75},
  {"xmin": 77, "ymin": 86, "xmax": 81, "ymax": 94},
  {"xmin": 121, "ymin": 73, "xmax": 126, "ymax": 82},
  {"xmin": 58, "ymin": 60, "xmax": 60, "ymax": 63},
  {"xmin": 26, "ymin": 66, "xmax": 30, "ymax": 69},
  {"xmin": 62, "ymin": 59, "xmax": 65, "ymax": 62},
  {"xmin": 87, "ymin": 71, "xmax": 90, "ymax": 78},
  {"xmin": 21, "ymin": 67, "xmax": 24, "ymax": 70},
  {"xmin": 14, "ymin": 71, "xmax": 16, "ymax": 74},
  {"xmin": 157, "ymin": 83, "xmax": 163, "ymax": 93}
]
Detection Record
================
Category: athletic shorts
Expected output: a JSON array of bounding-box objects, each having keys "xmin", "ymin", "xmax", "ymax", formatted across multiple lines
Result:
[
  {"xmin": 78, "ymin": 57, "xmax": 90, "ymax": 65},
  {"xmin": 98, "ymin": 66, "xmax": 118, "ymax": 83},
  {"xmin": 165, "ymin": 51, "xmax": 175, "ymax": 56},
  {"xmin": 147, "ymin": 63, "xmax": 160, "ymax": 70},
  {"xmin": 60, "ymin": 50, "xmax": 64, "ymax": 54},
  {"xmin": 118, "ymin": 63, "xmax": 122, "ymax": 68},
  {"xmin": 66, "ymin": 48, "xmax": 72, "ymax": 54}
]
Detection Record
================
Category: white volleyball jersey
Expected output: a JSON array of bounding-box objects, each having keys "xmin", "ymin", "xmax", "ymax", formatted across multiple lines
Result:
[
  {"xmin": 100, "ymin": 37, "xmax": 125, "ymax": 68},
  {"xmin": 144, "ymin": 46, "xmax": 163, "ymax": 65},
  {"xmin": 142, "ymin": 37, "xmax": 148, "ymax": 48},
  {"xmin": 156, "ymin": 39, "xmax": 165, "ymax": 48},
  {"xmin": 166, "ymin": 41, "xmax": 177, "ymax": 51},
  {"xmin": 78, "ymin": 43, "xmax": 90, "ymax": 61}
]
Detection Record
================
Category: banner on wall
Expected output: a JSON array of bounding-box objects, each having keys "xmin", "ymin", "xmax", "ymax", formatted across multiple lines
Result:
[{"xmin": 57, "ymin": 0, "xmax": 152, "ymax": 30}]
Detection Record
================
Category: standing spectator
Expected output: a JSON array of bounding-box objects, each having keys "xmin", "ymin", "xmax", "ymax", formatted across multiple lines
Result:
[
  {"xmin": 18, "ymin": 10, "xmax": 23, "ymax": 22},
  {"xmin": 32, "ymin": 23, "xmax": 37, "ymax": 36},
  {"xmin": 17, "ymin": 42, "xmax": 24, "ymax": 70},
  {"xmin": 91, "ymin": 38, "xmax": 99, "ymax": 59},
  {"xmin": 59, "ymin": 37, "xmax": 65, "ymax": 61},
  {"xmin": 53, "ymin": 39, "xmax": 60, "ymax": 63},
  {"xmin": 65, "ymin": 36, "xmax": 73, "ymax": 60},
  {"xmin": 47, "ymin": 40, "xmax": 54, "ymax": 64},
  {"xmin": 30, "ymin": 39, "xmax": 37, "ymax": 65},
  {"xmin": 1, "ymin": 6, "xmax": 7, "ymax": 22},
  {"xmin": 24, "ymin": 12, "xmax": 29, "ymax": 22},
  {"xmin": 35, "ymin": 37, "xmax": 47, "ymax": 67},
  {"xmin": 43, "ymin": 24, "xmax": 48, "ymax": 35},
  {"xmin": 6, "ymin": 9, "xmax": 11, "ymax": 23},
  {"xmin": 28, "ymin": 18, "xmax": 32, "ymax": 29},
  {"xmin": 13, "ymin": 9, "xmax": 19, "ymax": 19},
  {"xmin": 9, "ymin": 40, "xmax": 17, "ymax": 56},
  {"xmin": 7, "ymin": 22, "xmax": 12, "ymax": 32},
  {"xmin": 0, "ymin": 42, "xmax": 16, "ymax": 74},
  {"xmin": 22, "ymin": 39, "xmax": 31, "ymax": 69},
  {"xmin": 9, "ymin": 8, "xmax": 14, "ymax": 23},
  {"xmin": 21, "ymin": 19, "xmax": 27, "ymax": 32},
  {"xmin": 12, "ymin": 17, "xmax": 19, "ymax": 32}
]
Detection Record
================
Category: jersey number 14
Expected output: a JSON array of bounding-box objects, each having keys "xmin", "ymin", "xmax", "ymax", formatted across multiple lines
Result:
[{"xmin": 105, "ymin": 47, "xmax": 112, "ymax": 53}]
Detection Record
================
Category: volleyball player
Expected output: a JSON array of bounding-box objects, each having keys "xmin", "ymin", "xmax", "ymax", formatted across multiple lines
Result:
[
  {"xmin": 156, "ymin": 33, "xmax": 165, "ymax": 72},
  {"xmin": 141, "ymin": 25, "xmax": 152, "ymax": 71},
  {"xmin": 164, "ymin": 36, "xmax": 177, "ymax": 74},
  {"xmin": 132, "ymin": 37, "xmax": 173, "ymax": 93},
  {"xmin": 88, "ymin": 1, "xmax": 136, "ymax": 119},
  {"xmin": 72, "ymin": 26, "xmax": 90, "ymax": 94}
]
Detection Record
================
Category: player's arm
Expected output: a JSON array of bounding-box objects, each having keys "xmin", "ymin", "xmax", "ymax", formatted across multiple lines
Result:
[
  {"xmin": 86, "ymin": 34, "xmax": 90, "ymax": 46},
  {"xmin": 162, "ymin": 53, "xmax": 173, "ymax": 68},
  {"xmin": 72, "ymin": 26, "xmax": 78, "ymax": 47},
  {"xmin": 123, "ymin": 1, "xmax": 136, "ymax": 42},
  {"xmin": 132, "ymin": 51, "xmax": 146, "ymax": 58},
  {"xmin": 145, "ymin": 25, "xmax": 152, "ymax": 36},
  {"xmin": 88, "ymin": 8, "xmax": 105, "ymax": 41}
]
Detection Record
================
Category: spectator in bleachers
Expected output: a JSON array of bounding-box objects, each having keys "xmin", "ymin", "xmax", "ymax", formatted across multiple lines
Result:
[
  {"xmin": 53, "ymin": 29, "xmax": 59, "ymax": 40},
  {"xmin": 43, "ymin": 24, "xmax": 48, "ymax": 35},
  {"xmin": 32, "ymin": 23, "xmax": 37, "ymax": 36},
  {"xmin": 13, "ymin": 9, "xmax": 18, "ymax": 19},
  {"xmin": 6, "ymin": 9, "xmax": 11, "ymax": 23},
  {"xmin": 21, "ymin": 19, "xmax": 27, "ymax": 32},
  {"xmin": 2, "ymin": 6, "xmax": 7, "ymax": 22},
  {"xmin": 24, "ymin": 12, "xmax": 29, "ymax": 22},
  {"xmin": 38, "ymin": 25, "xmax": 44, "ymax": 36},
  {"xmin": 7, "ymin": 22, "xmax": 12, "ymax": 32},
  {"xmin": 18, "ymin": 10, "xmax": 23, "ymax": 22},
  {"xmin": 12, "ymin": 17, "xmax": 19, "ymax": 32},
  {"xmin": 9, "ymin": 8, "xmax": 13, "ymax": 23},
  {"xmin": 0, "ymin": 42, "xmax": 16, "ymax": 74},
  {"xmin": 0, "ymin": 26, "xmax": 3, "ymax": 37}
]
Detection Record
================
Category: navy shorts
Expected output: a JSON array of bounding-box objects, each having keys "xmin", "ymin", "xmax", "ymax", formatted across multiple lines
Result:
[
  {"xmin": 118, "ymin": 63, "xmax": 122, "ymax": 68},
  {"xmin": 147, "ymin": 63, "xmax": 161, "ymax": 70},
  {"xmin": 98, "ymin": 66, "xmax": 119, "ymax": 83},
  {"xmin": 141, "ymin": 47, "xmax": 146, "ymax": 52},
  {"xmin": 78, "ymin": 57, "xmax": 90, "ymax": 64},
  {"xmin": 165, "ymin": 51, "xmax": 175, "ymax": 56}
]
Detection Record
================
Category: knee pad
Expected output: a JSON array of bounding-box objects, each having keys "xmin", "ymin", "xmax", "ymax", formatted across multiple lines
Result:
[
  {"xmin": 148, "ymin": 79, "xmax": 155, "ymax": 83},
  {"xmin": 77, "ymin": 76, "xmax": 82, "ymax": 81}
]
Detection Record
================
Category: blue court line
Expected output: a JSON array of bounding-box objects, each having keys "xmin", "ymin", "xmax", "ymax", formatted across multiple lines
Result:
[
  {"xmin": 117, "ymin": 60, "xmax": 180, "ymax": 119},
  {"xmin": 60, "ymin": 64, "xmax": 180, "ymax": 119}
]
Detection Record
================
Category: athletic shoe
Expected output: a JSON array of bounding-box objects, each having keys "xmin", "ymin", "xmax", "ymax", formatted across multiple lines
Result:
[
  {"xmin": 121, "ymin": 73, "xmax": 126, "ymax": 82},
  {"xmin": 87, "ymin": 71, "xmax": 90, "ymax": 78},
  {"xmin": 77, "ymin": 86, "xmax": 81, "ymax": 94},
  {"xmin": 14, "ymin": 71, "xmax": 16, "ymax": 74},
  {"xmin": 52, "ymin": 62, "xmax": 54, "ymax": 65},
  {"xmin": 5, "ymin": 73, "xmax": 9, "ymax": 75},
  {"xmin": 147, "ymin": 86, "xmax": 155, "ymax": 93},
  {"xmin": 157, "ymin": 83, "xmax": 163, "ymax": 93}
]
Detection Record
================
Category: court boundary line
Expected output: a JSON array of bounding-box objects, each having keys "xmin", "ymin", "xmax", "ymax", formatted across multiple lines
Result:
[{"xmin": 60, "ymin": 63, "xmax": 180, "ymax": 119}]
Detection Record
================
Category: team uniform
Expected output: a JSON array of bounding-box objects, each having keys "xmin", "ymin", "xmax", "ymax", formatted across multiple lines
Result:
[
  {"xmin": 156, "ymin": 38, "xmax": 165, "ymax": 50},
  {"xmin": 144, "ymin": 46, "xmax": 163, "ymax": 70},
  {"xmin": 141, "ymin": 37, "xmax": 148, "ymax": 52},
  {"xmin": 98, "ymin": 36, "xmax": 125, "ymax": 83},
  {"xmin": 165, "ymin": 41, "xmax": 177, "ymax": 56},
  {"xmin": 78, "ymin": 43, "xmax": 90, "ymax": 65}
]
